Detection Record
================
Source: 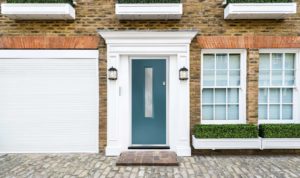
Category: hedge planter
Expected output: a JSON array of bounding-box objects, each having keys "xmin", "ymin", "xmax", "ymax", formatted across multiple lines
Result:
[
  {"xmin": 260, "ymin": 124, "xmax": 300, "ymax": 149},
  {"xmin": 1, "ymin": 3, "xmax": 75, "ymax": 20},
  {"xmin": 192, "ymin": 135, "xmax": 262, "ymax": 150},
  {"xmin": 193, "ymin": 124, "xmax": 261, "ymax": 150},
  {"xmin": 261, "ymin": 138, "xmax": 300, "ymax": 149},
  {"xmin": 224, "ymin": 2, "xmax": 297, "ymax": 19},
  {"xmin": 115, "ymin": 3, "xmax": 182, "ymax": 20}
]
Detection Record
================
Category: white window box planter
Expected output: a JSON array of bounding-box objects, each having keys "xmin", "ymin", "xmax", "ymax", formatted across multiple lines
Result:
[
  {"xmin": 192, "ymin": 135, "xmax": 261, "ymax": 150},
  {"xmin": 115, "ymin": 3, "xmax": 182, "ymax": 20},
  {"xmin": 262, "ymin": 138, "xmax": 300, "ymax": 149},
  {"xmin": 1, "ymin": 3, "xmax": 75, "ymax": 20},
  {"xmin": 224, "ymin": 3, "xmax": 297, "ymax": 19}
]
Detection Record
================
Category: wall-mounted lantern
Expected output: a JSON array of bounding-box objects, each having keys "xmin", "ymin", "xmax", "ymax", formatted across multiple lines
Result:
[
  {"xmin": 179, "ymin": 67, "xmax": 188, "ymax": 80},
  {"xmin": 108, "ymin": 67, "xmax": 118, "ymax": 80}
]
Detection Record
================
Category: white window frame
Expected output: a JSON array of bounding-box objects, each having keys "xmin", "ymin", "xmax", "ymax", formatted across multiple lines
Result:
[
  {"xmin": 201, "ymin": 49, "xmax": 247, "ymax": 124},
  {"xmin": 259, "ymin": 49, "xmax": 300, "ymax": 124}
]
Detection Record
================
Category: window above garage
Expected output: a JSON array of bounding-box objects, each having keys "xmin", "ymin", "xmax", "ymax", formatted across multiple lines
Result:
[
  {"xmin": 224, "ymin": 0, "xmax": 297, "ymax": 19},
  {"xmin": 1, "ymin": 0, "xmax": 76, "ymax": 20},
  {"xmin": 116, "ymin": 0, "xmax": 183, "ymax": 20}
]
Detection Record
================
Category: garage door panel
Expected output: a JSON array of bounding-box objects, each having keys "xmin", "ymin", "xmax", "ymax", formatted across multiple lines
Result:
[{"xmin": 0, "ymin": 52, "xmax": 99, "ymax": 153}]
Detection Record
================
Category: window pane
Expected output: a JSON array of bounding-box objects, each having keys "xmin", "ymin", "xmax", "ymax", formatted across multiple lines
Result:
[
  {"xmin": 228, "ymin": 105, "xmax": 239, "ymax": 120},
  {"xmin": 229, "ymin": 54, "xmax": 240, "ymax": 69},
  {"xmin": 284, "ymin": 70, "xmax": 295, "ymax": 86},
  {"xmin": 202, "ymin": 105, "xmax": 213, "ymax": 120},
  {"xmin": 258, "ymin": 104, "xmax": 268, "ymax": 120},
  {"xmin": 216, "ymin": 70, "xmax": 227, "ymax": 86},
  {"xmin": 269, "ymin": 88, "xmax": 280, "ymax": 104},
  {"xmin": 215, "ymin": 89, "xmax": 226, "ymax": 104},
  {"xmin": 285, "ymin": 53, "xmax": 295, "ymax": 70},
  {"xmin": 269, "ymin": 104, "xmax": 280, "ymax": 120},
  {"xmin": 259, "ymin": 70, "xmax": 270, "ymax": 86},
  {"xmin": 271, "ymin": 70, "xmax": 282, "ymax": 86},
  {"xmin": 259, "ymin": 88, "xmax": 268, "ymax": 103},
  {"xmin": 203, "ymin": 70, "xmax": 214, "ymax": 86},
  {"xmin": 259, "ymin": 53, "xmax": 270, "ymax": 70},
  {"xmin": 272, "ymin": 53, "xmax": 283, "ymax": 70},
  {"xmin": 282, "ymin": 88, "xmax": 293, "ymax": 103},
  {"xmin": 216, "ymin": 54, "xmax": 227, "ymax": 69},
  {"xmin": 145, "ymin": 68, "xmax": 153, "ymax": 118},
  {"xmin": 215, "ymin": 105, "xmax": 226, "ymax": 120},
  {"xmin": 203, "ymin": 54, "xmax": 215, "ymax": 69},
  {"xmin": 229, "ymin": 70, "xmax": 240, "ymax": 86},
  {"xmin": 202, "ymin": 89, "xmax": 213, "ymax": 104},
  {"xmin": 228, "ymin": 88, "xmax": 238, "ymax": 104},
  {"xmin": 282, "ymin": 105, "xmax": 293, "ymax": 120}
]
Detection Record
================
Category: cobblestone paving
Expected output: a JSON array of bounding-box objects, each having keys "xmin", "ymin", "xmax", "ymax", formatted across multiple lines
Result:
[{"xmin": 0, "ymin": 153, "xmax": 299, "ymax": 178}]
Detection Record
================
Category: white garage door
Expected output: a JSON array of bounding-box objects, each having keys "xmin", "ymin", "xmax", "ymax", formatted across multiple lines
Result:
[{"xmin": 0, "ymin": 50, "xmax": 99, "ymax": 153}]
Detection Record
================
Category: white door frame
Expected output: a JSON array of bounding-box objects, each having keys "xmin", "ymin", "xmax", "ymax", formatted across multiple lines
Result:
[
  {"xmin": 129, "ymin": 56, "xmax": 169, "ymax": 147},
  {"xmin": 99, "ymin": 31, "xmax": 197, "ymax": 156}
]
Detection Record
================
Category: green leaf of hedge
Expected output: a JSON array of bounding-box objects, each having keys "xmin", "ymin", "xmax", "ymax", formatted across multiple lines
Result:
[
  {"xmin": 194, "ymin": 124, "xmax": 258, "ymax": 138},
  {"xmin": 259, "ymin": 124, "xmax": 300, "ymax": 138}
]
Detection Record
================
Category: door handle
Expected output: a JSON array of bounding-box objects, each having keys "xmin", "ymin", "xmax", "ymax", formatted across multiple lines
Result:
[{"xmin": 163, "ymin": 82, "xmax": 166, "ymax": 86}]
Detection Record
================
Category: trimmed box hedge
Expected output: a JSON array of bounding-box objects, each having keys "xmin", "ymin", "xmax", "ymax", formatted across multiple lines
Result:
[
  {"xmin": 259, "ymin": 124, "xmax": 300, "ymax": 138},
  {"xmin": 117, "ymin": 0, "xmax": 181, "ymax": 3},
  {"xmin": 194, "ymin": 124, "xmax": 258, "ymax": 138}
]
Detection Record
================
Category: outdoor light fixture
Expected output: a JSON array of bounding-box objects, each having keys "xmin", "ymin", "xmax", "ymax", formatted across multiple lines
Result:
[
  {"xmin": 179, "ymin": 67, "xmax": 189, "ymax": 80},
  {"xmin": 108, "ymin": 67, "xmax": 118, "ymax": 80}
]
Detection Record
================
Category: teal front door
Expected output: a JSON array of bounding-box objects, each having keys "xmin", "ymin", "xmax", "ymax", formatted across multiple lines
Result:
[{"xmin": 132, "ymin": 59, "xmax": 166, "ymax": 145}]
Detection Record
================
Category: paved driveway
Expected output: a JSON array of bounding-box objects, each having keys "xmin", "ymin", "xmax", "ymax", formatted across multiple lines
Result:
[{"xmin": 0, "ymin": 153, "xmax": 299, "ymax": 178}]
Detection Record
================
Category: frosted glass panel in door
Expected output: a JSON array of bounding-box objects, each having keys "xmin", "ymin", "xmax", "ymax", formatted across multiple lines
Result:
[{"xmin": 145, "ymin": 68, "xmax": 153, "ymax": 118}]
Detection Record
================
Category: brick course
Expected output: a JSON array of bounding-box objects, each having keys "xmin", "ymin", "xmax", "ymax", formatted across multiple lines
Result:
[{"xmin": 0, "ymin": 0, "xmax": 300, "ymax": 151}]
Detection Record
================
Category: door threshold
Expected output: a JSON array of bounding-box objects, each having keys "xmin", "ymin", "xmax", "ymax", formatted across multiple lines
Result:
[{"xmin": 128, "ymin": 146, "xmax": 170, "ymax": 149}]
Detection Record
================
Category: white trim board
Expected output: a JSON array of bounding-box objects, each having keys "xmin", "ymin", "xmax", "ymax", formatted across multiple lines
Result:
[
  {"xmin": 224, "ymin": 3, "xmax": 297, "ymax": 19},
  {"xmin": 99, "ymin": 30, "xmax": 197, "ymax": 156},
  {"xmin": 1, "ymin": 3, "xmax": 76, "ymax": 20},
  {"xmin": 116, "ymin": 3, "xmax": 182, "ymax": 20}
]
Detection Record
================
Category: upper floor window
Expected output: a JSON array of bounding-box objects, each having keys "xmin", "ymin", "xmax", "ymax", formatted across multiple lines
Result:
[
  {"xmin": 201, "ymin": 49, "xmax": 247, "ymax": 124},
  {"xmin": 258, "ymin": 50, "xmax": 299, "ymax": 123}
]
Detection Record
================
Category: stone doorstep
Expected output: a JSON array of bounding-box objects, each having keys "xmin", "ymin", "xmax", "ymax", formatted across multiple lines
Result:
[{"xmin": 116, "ymin": 151, "xmax": 179, "ymax": 166}]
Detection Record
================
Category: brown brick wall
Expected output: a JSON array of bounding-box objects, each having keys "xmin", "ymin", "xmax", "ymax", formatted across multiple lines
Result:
[
  {"xmin": 247, "ymin": 49, "xmax": 259, "ymax": 124},
  {"xmin": 0, "ymin": 0, "xmax": 300, "ymax": 151}
]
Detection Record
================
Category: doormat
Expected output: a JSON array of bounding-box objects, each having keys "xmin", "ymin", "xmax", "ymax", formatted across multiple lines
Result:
[{"xmin": 116, "ymin": 151, "xmax": 179, "ymax": 166}]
